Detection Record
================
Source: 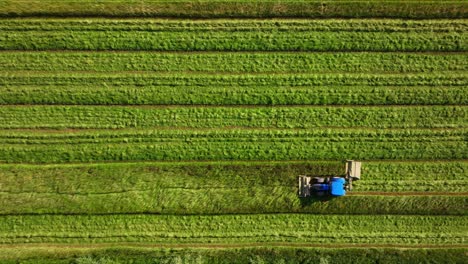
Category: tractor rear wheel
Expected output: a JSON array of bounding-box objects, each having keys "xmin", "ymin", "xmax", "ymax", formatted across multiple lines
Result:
[{"xmin": 313, "ymin": 177, "xmax": 325, "ymax": 183}]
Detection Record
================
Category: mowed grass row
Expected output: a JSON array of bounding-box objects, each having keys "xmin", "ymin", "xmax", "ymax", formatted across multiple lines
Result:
[
  {"xmin": 3, "ymin": 19, "xmax": 466, "ymax": 32},
  {"xmin": 1, "ymin": 52, "xmax": 465, "ymax": 106},
  {"xmin": 2, "ymin": 72, "xmax": 465, "ymax": 106},
  {"xmin": 2, "ymin": 185, "xmax": 463, "ymax": 215},
  {"xmin": 2, "ymin": 161, "xmax": 465, "ymax": 189},
  {"xmin": 2, "ymin": 52, "xmax": 467, "ymax": 73},
  {"xmin": 4, "ymin": 72, "xmax": 465, "ymax": 87},
  {"xmin": 1, "ymin": 19, "xmax": 466, "ymax": 51},
  {"xmin": 0, "ymin": 214, "xmax": 465, "ymax": 244},
  {"xmin": 1, "ymin": 247, "xmax": 467, "ymax": 264},
  {"xmin": 3, "ymin": 85, "xmax": 466, "ymax": 105},
  {"xmin": 1, "ymin": 0, "xmax": 466, "ymax": 19},
  {"xmin": 0, "ymin": 128, "xmax": 465, "ymax": 163},
  {"xmin": 1, "ymin": 105, "xmax": 465, "ymax": 129},
  {"xmin": 0, "ymin": 161, "xmax": 465, "ymax": 215}
]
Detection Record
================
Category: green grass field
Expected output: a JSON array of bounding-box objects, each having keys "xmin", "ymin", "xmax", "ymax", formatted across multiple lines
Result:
[{"xmin": 0, "ymin": 0, "xmax": 467, "ymax": 263}]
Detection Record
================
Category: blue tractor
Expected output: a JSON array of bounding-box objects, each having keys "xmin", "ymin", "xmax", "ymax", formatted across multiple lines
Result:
[{"xmin": 298, "ymin": 160, "xmax": 361, "ymax": 197}]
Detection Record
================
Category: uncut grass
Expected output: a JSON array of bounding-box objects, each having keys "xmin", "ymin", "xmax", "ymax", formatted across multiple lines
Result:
[
  {"xmin": 1, "ymin": 247, "xmax": 467, "ymax": 264},
  {"xmin": 0, "ymin": 161, "xmax": 465, "ymax": 215},
  {"xmin": 1, "ymin": 105, "xmax": 465, "ymax": 129},
  {"xmin": 0, "ymin": 128, "xmax": 465, "ymax": 163},
  {"xmin": 358, "ymin": 161, "xmax": 468, "ymax": 192},
  {"xmin": 2, "ymin": 52, "xmax": 467, "ymax": 73},
  {"xmin": 0, "ymin": 214, "xmax": 464, "ymax": 244},
  {"xmin": 356, "ymin": 180, "xmax": 467, "ymax": 193},
  {"xmin": 364, "ymin": 161, "xmax": 468, "ymax": 181},
  {"xmin": 2, "ymin": 85, "xmax": 466, "ymax": 105},
  {"xmin": 1, "ymin": 0, "xmax": 466, "ymax": 19}
]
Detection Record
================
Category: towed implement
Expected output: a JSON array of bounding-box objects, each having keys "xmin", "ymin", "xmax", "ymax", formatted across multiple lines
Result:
[{"xmin": 298, "ymin": 160, "xmax": 361, "ymax": 197}]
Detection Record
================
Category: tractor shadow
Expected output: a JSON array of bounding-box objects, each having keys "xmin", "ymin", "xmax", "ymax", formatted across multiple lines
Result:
[{"xmin": 299, "ymin": 196, "xmax": 338, "ymax": 207}]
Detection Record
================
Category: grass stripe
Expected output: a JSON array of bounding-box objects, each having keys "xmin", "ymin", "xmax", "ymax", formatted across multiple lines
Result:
[
  {"xmin": 1, "ymin": 1, "xmax": 466, "ymax": 18},
  {"xmin": 0, "ymin": 128, "xmax": 465, "ymax": 163},
  {"xmin": 1, "ymin": 19, "xmax": 465, "ymax": 51},
  {"xmin": 2, "ymin": 19, "xmax": 467, "ymax": 33},
  {"xmin": 0, "ymin": 105, "xmax": 465, "ymax": 129},
  {"xmin": 1, "ymin": 85, "xmax": 466, "ymax": 105},
  {"xmin": 0, "ymin": 183, "xmax": 465, "ymax": 215},
  {"xmin": 0, "ymin": 160, "xmax": 465, "ymax": 215},
  {"xmin": 2, "ymin": 72, "xmax": 466, "ymax": 86},
  {"xmin": 0, "ymin": 214, "xmax": 464, "ymax": 244},
  {"xmin": 2, "ymin": 30, "xmax": 464, "ymax": 51},
  {"xmin": 0, "ymin": 246, "xmax": 467, "ymax": 264},
  {"xmin": 2, "ymin": 52, "xmax": 466, "ymax": 73}
]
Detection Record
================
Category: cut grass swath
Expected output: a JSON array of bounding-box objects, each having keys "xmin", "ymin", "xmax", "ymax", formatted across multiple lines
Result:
[
  {"xmin": 1, "ymin": 85, "xmax": 465, "ymax": 105},
  {"xmin": 2, "ymin": 51, "xmax": 466, "ymax": 73},
  {"xmin": 0, "ymin": 246, "xmax": 467, "ymax": 264},
  {"xmin": 0, "ymin": 128, "xmax": 465, "ymax": 163},
  {"xmin": 3, "ymin": 72, "xmax": 465, "ymax": 87},
  {"xmin": 1, "ymin": 19, "xmax": 465, "ymax": 51},
  {"xmin": 0, "ymin": 105, "xmax": 465, "ymax": 129},
  {"xmin": 1, "ymin": 0, "xmax": 466, "ymax": 19},
  {"xmin": 0, "ymin": 214, "xmax": 464, "ymax": 244},
  {"xmin": 0, "ymin": 161, "xmax": 465, "ymax": 215}
]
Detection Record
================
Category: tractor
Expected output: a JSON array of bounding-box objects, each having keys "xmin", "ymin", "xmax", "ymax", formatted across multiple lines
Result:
[{"xmin": 298, "ymin": 160, "xmax": 361, "ymax": 197}]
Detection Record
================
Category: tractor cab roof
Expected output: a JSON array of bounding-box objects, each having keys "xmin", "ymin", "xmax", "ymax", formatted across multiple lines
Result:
[{"xmin": 330, "ymin": 177, "xmax": 346, "ymax": 196}]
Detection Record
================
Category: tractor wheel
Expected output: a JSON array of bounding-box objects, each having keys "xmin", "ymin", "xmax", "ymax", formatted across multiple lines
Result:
[
  {"xmin": 313, "ymin": 177, "xmax": 325, "ymax": 183},
  {"xmin": 316, "ymin": 191, "xmax": 325, "ymax": 197}
]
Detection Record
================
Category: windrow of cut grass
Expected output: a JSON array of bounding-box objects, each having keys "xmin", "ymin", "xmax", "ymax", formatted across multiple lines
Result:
[
  {"xmin": 1, "ymin": 0, "xmax": 466, "ymax": 19},
  {"xmin": 1, "ymin": 246, "xmax": 467, "ymax": 264},
  {"xmin": 3, "ymin": 72, "xmax": 466, "ymax": 87},
  {"xmin": 1, "ymin": 19, "xmax": 466, "ymax": 51},
  {"xmin": 0, "ymin": 214, "xmax": 464, "ymax": 244},
  {"xmin": 2, "ymin": 85, "xmax": 466, "ymax": 105},
  {"xmin": 3, "ymin": 18, "xmax": 466, "ymax": 32},
  {"xmin": 2, "ymin": 51, "xmax": 467, "ymax": 73},
  {"xmin": 0, "ymin": 128, "xmax": 465, "ymax": 163},
  {"xmin": 0, "ymin": 105, "xmax": 465, "ymax": 129},
  {"xmin": 0, "ymin": 161, "xmax": 465, "ymax": 215}
]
